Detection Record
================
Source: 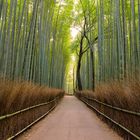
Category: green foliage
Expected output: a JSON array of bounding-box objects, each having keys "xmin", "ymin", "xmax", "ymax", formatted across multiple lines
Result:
[
  {"xmin": 0, "ymin": 0, "xmax": 139, "ymax": 90},
  {"xmin": 72, "ymin": 0, "xmax": 140, "ymax": 90},
  {"xmin": 0, "ymin": 0, "xmax": 74, "ymax": 89}
]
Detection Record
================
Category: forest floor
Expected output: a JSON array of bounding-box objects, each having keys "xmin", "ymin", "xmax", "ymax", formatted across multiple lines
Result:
[{"xmin": 18, "ymin": 96, "xmax": 122, "ymax": 140}]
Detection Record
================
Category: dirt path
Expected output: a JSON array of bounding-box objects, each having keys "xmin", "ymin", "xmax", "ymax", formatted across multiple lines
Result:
[{"xmin": 18, "ymin": 96, "xmax": 123, "ymax": 140}]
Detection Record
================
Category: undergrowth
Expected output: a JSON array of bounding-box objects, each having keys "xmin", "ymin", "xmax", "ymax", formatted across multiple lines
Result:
[
  {"xmin": 0, "ymin": 79, "xmax": 64, "ymax": 139},
  {"xmin": 76, "ymin": 80, "xmax": 140, "ymax": 140}
]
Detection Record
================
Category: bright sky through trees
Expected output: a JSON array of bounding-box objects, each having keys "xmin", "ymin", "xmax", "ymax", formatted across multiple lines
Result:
[{"xmin": 70, "ymin": 27, "xmax": 79, "ymax": 41}]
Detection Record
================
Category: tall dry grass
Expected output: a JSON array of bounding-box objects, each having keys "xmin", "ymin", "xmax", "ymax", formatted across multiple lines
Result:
[
  {"xmin": 0, "ymin": 79, "xmax": 65, "ymax": 139},
  {"xmin": 76, "ymin": 80, "xmax": 140, "ymax": 140}
]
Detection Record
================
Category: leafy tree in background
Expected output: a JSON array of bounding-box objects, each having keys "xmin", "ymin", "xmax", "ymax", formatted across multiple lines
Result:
[{"xmin": 72, "ymin": 0, "xmax": 140, "ymax": 91}]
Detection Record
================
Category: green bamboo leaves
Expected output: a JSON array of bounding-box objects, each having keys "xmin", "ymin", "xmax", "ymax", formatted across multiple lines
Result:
[
  {"xmin": 1, "ymin": 0, "xmax": 139, "ymax": 90},
  {"xmin": 0, "ymin": 0, "xmax": 73, "ymax": 89},
  {"xmin": 74, "ymin": 0, "xmax": 140, "ymax": 90}
]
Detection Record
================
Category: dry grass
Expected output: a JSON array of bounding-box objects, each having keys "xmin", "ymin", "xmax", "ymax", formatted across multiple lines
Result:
[
  {"xmin": 0, "ymin": 79, "xmax": 65, "ymax": 139},
  {"xmin": 76, "ymin": 80, "xmax": 140, "ymax": 140}
]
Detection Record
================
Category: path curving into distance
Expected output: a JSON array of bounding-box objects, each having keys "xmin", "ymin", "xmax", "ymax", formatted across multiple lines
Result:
[{"xmin": 18, "ymin": 96, "xmax": 122, "ymax": 140}]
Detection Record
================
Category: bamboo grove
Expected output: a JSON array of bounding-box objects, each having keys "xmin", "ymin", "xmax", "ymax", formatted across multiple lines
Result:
[
  {"xmin": 0, "ymin": 1, "xmax": 140, "ymax": 138},
  {"xmin": 73, "ymin": 0, "xmax": 140, "ymax": 91},
  {"xmin": 0, "ymin": 0, "xmax": 140, "ymax": 91},
  {"xmin": 74, "ymin": 1, "xmax": 140, "ymax": 138},
  {"xmin": 0, "ymin": 0, "xmax": 73, "ymax": 88}
]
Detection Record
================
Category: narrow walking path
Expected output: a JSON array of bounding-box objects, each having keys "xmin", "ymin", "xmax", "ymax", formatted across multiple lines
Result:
[{"xmin": 19, "ymin": 96, "xmax": 122, "ymax": 140}]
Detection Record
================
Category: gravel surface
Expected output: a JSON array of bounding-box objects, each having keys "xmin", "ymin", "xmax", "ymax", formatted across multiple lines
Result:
[{"xmin": 18, "ymin": 96, "xmax": 123, "ymax": 140}]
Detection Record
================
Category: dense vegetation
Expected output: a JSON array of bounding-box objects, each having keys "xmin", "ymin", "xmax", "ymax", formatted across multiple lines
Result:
[
  {"xmin": 72, "ymin": 0, "xmax": 140, "ymax": 90},
  {"xmin": 0, "ymin": 0, "xmax": 73, "ymax": 87},
  {"xmin": 0, "ymin": 0, "xmax": 73, "ymax": 112},
  {"xmin": 0, "ymin": 79, "xmax": 64, "ymax": 139},
  {"xmin": 73, "ymin": 0, "xmax": 140, "ymax": 139},
  {"xmin": 71, "ymin": 0, "xmax": 140, "ymax": 139},
  {"xmin": 0, "ymin": 0, "xmax": 70, "ymax": 139},
  {"xmin": 0, "ymin": 0, "xmax": 140, "ymax": 139}
]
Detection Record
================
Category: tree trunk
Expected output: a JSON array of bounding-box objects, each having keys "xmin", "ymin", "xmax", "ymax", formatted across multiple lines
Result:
[
  {"xmin": 76, "ymin": 53, "xmax": 83, "ymax": 90},
  {"xmin": 76, "ymin": 35, "xmax": 84, "ymax": 90},
  {"xmin": 90, "ymin": 49, "xmax": 95, "ymax": 91}
]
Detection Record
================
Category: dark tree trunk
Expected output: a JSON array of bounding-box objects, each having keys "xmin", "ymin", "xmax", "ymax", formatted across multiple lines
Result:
[
  {"xmin": 76, "ymin": 35, "xmax": 84, "ymax": 91},
  {"xmin": 76, "ymin": 54, "xmax": 82, "ymax": 90},
  {"xmin": 90, "ymin": 49, "xmax": 95, "ymax": 91}
]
